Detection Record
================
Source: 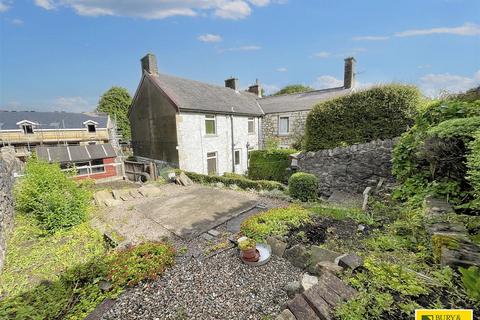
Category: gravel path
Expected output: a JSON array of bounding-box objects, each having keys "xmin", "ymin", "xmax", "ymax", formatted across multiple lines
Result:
[{"xmin": 102, "ymin": 249, "xmax": 302, "ymax": 320}]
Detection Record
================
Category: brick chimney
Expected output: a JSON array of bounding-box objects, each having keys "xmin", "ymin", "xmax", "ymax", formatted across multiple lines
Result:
[
  {"xmin": 344, "ymin": 57, "xmax": 356, "ymax": 89},
  {"xmin": 248, "ymin": 79, "xmax": 262, "ymax": 98},
  {"xmin": 141, "ymin": 53, "xmax": 158, "ymax": 75},
  {"xmin": 225, "ymin": 77, "xmax": 239, "ymax": 91}
]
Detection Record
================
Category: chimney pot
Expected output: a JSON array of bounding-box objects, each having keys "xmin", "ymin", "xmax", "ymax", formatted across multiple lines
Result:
[
  {"xmin": 248, "ymin": 79, "xmax": 262, "ymax": 98},
  {"xmin": 225, "ymin": 77, "xmax": 239, "ymax": 91},
  {"xmin": 344, "ymin": 57, "xmax": 356, "ymax": 89},
  {"xmin": 141, "ymin": 53, "xmax": 158, "ymax": 75}
]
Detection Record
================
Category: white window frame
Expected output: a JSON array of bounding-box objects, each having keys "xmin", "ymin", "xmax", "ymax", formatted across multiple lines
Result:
[
  {"xmin": 248, "ymin": 117, "xmax": 255, "ymax": 134},
  {"xmin": 206, "ymin": 151, "xmax": 218, "ymax": 175},
  {"xmin": 278, "ymin": 116, "xmax": 290, "ymax": 135},
  {"xmin": 205, "ymin": 114, "xmax": 216, "ymax": 135},
  {"xmin": 234, "ymin": 149, "xmax": 241, "ymax": 166},
  {"xmin": 83, "ymin": 120, "xmax": 99, "ymax": 133}
]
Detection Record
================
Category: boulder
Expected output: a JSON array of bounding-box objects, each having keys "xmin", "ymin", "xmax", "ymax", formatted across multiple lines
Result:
[
  {"xmin": 310, "ymin": 246, "xmax": 341, "ymax": 265},
  {"xmin": 287, "ymin": 294, "xmax": 319, "ymax": 320},
  {"xmin": 98, "ymin": 280, "xmax": 112, "ymax": 292},
  {"xmin": 284, "ymin": 244, "xmax": 310, "ymax": 269},
  {"xmin": 94, "ymin": 190, "xmax": 114, "ymax": 206},
  {"xmin": 276, "ymin": 309, "xmax": 296, "ymax": 320},
  {"xmin": 138, "ymin": 185, "xmax": 162, "ymax": 197},
  {"xmin": 266, "ymin": 236, "xmax": 288, "ymax": 257},
  {"xmin": 338, "ymin": 253, "xmax": 363, "ymax": 270},
  {"xmin": 308, "ymin": 261, "xmax": 343, "ymax": 276},
  {"xmin": 285, "ymin": 281, "xmax": 303, "ymax": 299},
  {"xmin": 301, "ymin": 273, "xmax": 318, "ymax": 292}
]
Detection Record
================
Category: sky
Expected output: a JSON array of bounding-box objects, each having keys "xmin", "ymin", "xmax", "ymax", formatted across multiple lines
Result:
[{"xmin": 0, "ymin": 0, "xmax": 479, "ymax": 112}]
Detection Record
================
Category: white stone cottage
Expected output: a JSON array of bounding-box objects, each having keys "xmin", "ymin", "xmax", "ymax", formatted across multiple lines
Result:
[
  {"xmin": 129, "ymin": 53, "xmax": 357, "ymax": 175},
  {"xmin": 129, "ymin": 54, "xmax": 264, "ymax": 175}
]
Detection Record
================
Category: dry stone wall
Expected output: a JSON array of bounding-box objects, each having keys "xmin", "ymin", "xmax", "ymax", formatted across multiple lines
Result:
[
  {"xmin": 0, "ymin": 147, "xmax": 21, "ymax": 271},
  {"xmin": 296, "ymin": 139, "xmax": 398, "ymax": 197}
]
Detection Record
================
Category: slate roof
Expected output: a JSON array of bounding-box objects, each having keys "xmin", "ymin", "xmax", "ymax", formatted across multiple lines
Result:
[
  {"xmin": 146, "ymin": 72, "xmax": 264, "ymax": 116},
  {"xmin": 258, "ymin": 87, "xmax": 352, "ymax": 114},
  {"xmin": 0, "ymin": 111, "xmax": 109, "ymax": 130},
  {"xmin": 36, "ymin": 143, "xmax": 117, "ymax": 163}
]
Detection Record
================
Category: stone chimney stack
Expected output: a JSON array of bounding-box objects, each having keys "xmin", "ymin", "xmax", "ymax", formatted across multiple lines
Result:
[
  {"xmin": 141, "ymin": 53, "xmax": 158, "ymax": 75},
  {"xmin": 344, "ymin": 57, "xmax": 356, "ymax": 89},
  {"xmin": 225, "ymin": 77, "xmax": 239, "ymax": 91},
  {"xmin": 248, "ymin": 79, "xmax": 262, "ymax": 98}
]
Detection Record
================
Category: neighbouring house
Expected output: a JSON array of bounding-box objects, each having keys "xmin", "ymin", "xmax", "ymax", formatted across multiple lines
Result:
[
  {"xmin": 0, "ymin": 111, "xmax": 120, "ymax": 179},
  {"xmin": 129, "ymin": 54, "xmax": 263, "ymax": 175},
  {"xmin": 129, "ymin": 53, "xmax": 357, "ymax": 175},
  {"xmin": 258, "ymin": 58, "xmax": 356, "ymax": 148}
]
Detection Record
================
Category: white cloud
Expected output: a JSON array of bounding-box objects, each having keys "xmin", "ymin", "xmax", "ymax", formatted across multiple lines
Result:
[
  {"xmin": 198, "ymin": 33, "xmax": 222, "ymax": 43},
  {"xmin": 312, "ymin": 75, "xmax": 343, "ymax": 89},
  {"xmin": 11, "ymin": 18, "xmax": 23, "ymax": 25},
  {"xmin": 419, "ymin": 70, "xmax": 480, "ymax": 97},
  {"xmin": 221, "ymin": 45, "xmax": 261, "ymax": 52},
  {"xmin": 313, "ymin": 51, "xmax": 330, "ymax": 58},
  {"xmin": 262, "ymin": 83, "xmax": 280, "ymax": 95},
  {"xmin": 395, "ymin": 22, "xmax": 480, "ymax": 37},
  {"xmin": 32, "ymin": 0, "xmax": 276, "ymax": 20},
  {"xmin": 34, "ymin": 0, "xmax": 56, "ymax": 10},
  {"xmin": 352, "ymin": 35, "xmax": 389, "ymax": 41},
  {"xmin": 276, "ymin": 67, "xmax": 288, "ymax": 72},
  {"xmin": 0, "ymin": 0, "xmax": 10, "ymax": 12},
  {"xmin": 52, "ymin": 96, "xmax": 94, "ymax": 112}
]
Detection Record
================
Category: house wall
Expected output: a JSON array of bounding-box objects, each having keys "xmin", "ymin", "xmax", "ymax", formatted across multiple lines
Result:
[
  {"xmin": 74, "ymin": 157, "xmax": 118, "ymax": 180},
  {"xmin": 262, "ymin": 110, "xmax": 309, "ymax": 148},
  {"xmin": 129, "ymin": 77, "xmax": 179, "ymax": 166},
  {"xmin": 176, "ymin": 112, "xmax": 260, "ymax": 175}
]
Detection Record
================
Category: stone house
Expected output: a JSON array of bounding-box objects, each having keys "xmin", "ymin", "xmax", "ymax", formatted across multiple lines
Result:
[
  {"xmin": 129, "ymin": 54, "xmax": 264, "ymax": 175},
  {"xmin": 258, "ymin": 58, "xmax": 356, "ymax": 148}
]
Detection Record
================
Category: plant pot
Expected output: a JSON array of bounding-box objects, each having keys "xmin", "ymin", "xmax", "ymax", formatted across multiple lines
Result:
[{"xmin": 241, "ymin": 248, "xmax": 260, "ymax": 262}]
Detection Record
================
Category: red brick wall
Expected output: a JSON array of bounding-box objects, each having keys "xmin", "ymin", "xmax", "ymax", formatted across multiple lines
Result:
[{"xmin": 75, "ymin": 157, "xmax": 118, "ymax": 180}]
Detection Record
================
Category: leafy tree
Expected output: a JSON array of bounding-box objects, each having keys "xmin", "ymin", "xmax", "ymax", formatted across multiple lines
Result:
[
  {"xmin": 96, "ymin": 87, "xmax": 132, "ymax": 139},
  {"xmin": 273, "ymin": 84, "xmax": 314, "ymax": 96}
]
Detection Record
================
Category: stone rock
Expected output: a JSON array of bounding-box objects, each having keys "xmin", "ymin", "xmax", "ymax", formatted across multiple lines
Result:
[
  {"xmin": 301, "ymin": 273, "xmax": 318, "ymax": 292},
  {"xmin": 176, "ymin": 172, "xmax": 193, "ymax": 186},
  {"xmin": 207, "ymin": 229, "xmax": 220, "ymax": 237},
  {"xmin": 138, "ymin": 185, "xmax": 162, "ymax": 197},
  {"xmin": 441, "ymin": 243, "xmax": 480, "ymax": 268},
  {"xmin": 302, "ymin": 287, "xmax": 334, "ymax": 320},
  {"xmin": 266, "ymin": 236, "xmax": 288, "ymax": 257},
  {"xmin": 308, "ymin": 261, "xmax": 344, "ymax": 276},
  {"xmin": 84, "ymin": 298, "xmax": 116, "ymax": 320},
  {"xmin": 99, "ymin": 280, "xmax": 113, "ymax": 292},
  {"xmin": 201, "ymin": 233, "xmax": 214, "ymax": 241},
  {"xmin": 103, "ymin": 198, "xmax": 122, "ymax": 207},
  {"xmin": 129, "ymin": 189, "xmax": 143, "ymax": 199},
  {"xmin": 304, "ymin": 282, "xmax": 342, "ymax": 307},
  {"xmin": 318, "ymin": 272, "xmax": 357, "ymax": 301},
  {"xmin": 276, "ymin": 309, "xmax": 296, "ymax": 320},
  {"xmin": 357, "ymin": 224, "xmax": 366, "ymax": 232},
  {"xmin": 112, "ymin": 189, "xmax": 134, "ymax": 201},
  {"xmin": 284, "ymin": 244, "xmax": 310, "ymax": 269},
  {"xmin": 287, "ymin": 294, "xmax": 319, "ymax": 320},
  {"xmin": 285, "ymin": 281, "xmax": 303, "ymax": 299},
  {"xmin": 310, "ymin": 246, "xmax": 341, "ymax": 265},
  {"xmin": 94, "ymin": 190, "xmax": 114, "ymax": 206},
  {"xmin": 338, "ymin": 253, "xmax": 363, "ymax": 270}
]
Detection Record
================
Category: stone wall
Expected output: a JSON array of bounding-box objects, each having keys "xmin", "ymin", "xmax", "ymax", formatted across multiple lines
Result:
[
  {"xmin": 296, "ymin": 139, "xmax": 398, "ymax": 197},
  {"xmin": 263, "ymin": 111, "xmax": 309, "ymax": 148},
  {"xmin": 0, "ymin": 147, "xmax": 21, "ymax": 271}
]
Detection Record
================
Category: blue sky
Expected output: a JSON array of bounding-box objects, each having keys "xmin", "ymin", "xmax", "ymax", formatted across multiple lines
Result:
[{"xmin": 0, "ymin": 0, "xmax": 479, "ymax": 112}]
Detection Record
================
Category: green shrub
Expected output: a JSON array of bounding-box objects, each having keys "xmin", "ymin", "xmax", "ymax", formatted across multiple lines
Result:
[
  {"xmin": 288, "ymin": 172, "xmax": 318, "ymax": 202},
  {"xmin": 240, "ymin": 205, "xmax": 311, "ymax": 241},
  {"xmin": 0, "ymin": 242, "xmax": 175, "ymax": 320},
  {"xmin": 14, "ymin": 157, "xmax": 92, "ymax": 233},
  {"xmin": 467, "ymin": 131, "xmax": 480, "ymax": 198},
  {"xmin": 107, "ymin": 242, "xmax": 175, "ymax": 287},
  {"xmin": 178, "ymin": 170, "xmax": 286, "ymax": 191},
  {"xmin": 247, "ymin": 149, "xmax": 296, "ymax": 182},
  {"xmin": 459, "ymin": 266, "xmax": 480, "ymax": 303},
  {"xmin": 393, "ymin": 99, "xmax": 480, "ymax": 208},
  {"xmin": 305, "ymin": 84, "xmax": 420, "ymax": 151}
]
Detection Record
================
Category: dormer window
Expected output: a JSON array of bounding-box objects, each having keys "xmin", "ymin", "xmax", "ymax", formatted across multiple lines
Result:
[
  {"xmin": 83, "ymin": 120, "xmax": 99, "ymax": 133},
  {"xmin": 23, "ymin": 124, "xmax": 34, "ymax": 134},
  {"xmin": 16, "ymin": 120, "xmax": 37, "ymax": 134}
]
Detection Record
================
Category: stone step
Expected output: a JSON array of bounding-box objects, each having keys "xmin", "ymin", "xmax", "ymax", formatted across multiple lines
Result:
[{"xmin": 287, "ymin": 294, "xmax": 320, "ymax": 320}]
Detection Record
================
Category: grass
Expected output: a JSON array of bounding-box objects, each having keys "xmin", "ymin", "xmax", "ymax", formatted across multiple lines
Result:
[
  {"xmin": 0, "ymin": 214, "xmax": 175, "ymax": 320},
  {"xmin": 0, "ymin": 214, "xmax": 105, "ymax": 298}
]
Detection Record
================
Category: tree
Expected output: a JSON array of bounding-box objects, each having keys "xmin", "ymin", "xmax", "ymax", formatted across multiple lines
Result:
[
  {"xmin": 96, "ymin": 87, "xmax": 132, "ymax": 140},
  {"xmin": 273, "ymin": 84, "xmax": 314, "ymax": 96}
]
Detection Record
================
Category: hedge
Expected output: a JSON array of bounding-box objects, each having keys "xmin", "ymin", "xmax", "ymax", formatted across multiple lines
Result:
[
  {"xmin": 304, "ymin": 84, "xmax": 420, "ymax": 151},
  {"xmin": 467, "ymin": 131, "xmax": 480, "ymax": 198},
  {"xmin": 288, "ymin": 172, "xmax": 318, "ymax": 201},
  {"xmin": 177, "ymin": 170, "xmax": 286, "ymax": 191},
  {"xmin": 248, "ymin": 149, "xmax": 296, "ymax": 182}
]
